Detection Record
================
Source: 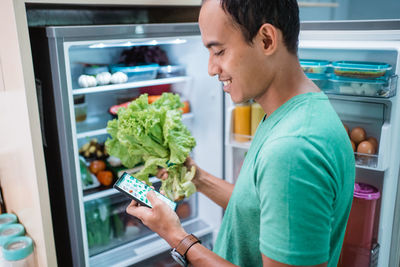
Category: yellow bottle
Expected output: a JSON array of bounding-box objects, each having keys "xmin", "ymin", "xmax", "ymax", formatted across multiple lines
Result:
[
  {"xmin": 251, "ymin": 103, "xmax": 265, "ymax": 136},
  {"xmin": 234, "ymin": 103, "xmax": 251, "ymax": 142}
]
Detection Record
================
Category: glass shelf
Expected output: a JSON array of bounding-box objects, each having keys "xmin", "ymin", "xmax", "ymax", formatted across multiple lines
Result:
[{"xmin": 73, "ymin": 76, "xmax": 191, "ymax": 96}]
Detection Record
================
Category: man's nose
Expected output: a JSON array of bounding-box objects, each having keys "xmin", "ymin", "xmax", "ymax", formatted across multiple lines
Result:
[{"xmin": 208, "ymin": 56, "xmax": 221, "ymax": 77}]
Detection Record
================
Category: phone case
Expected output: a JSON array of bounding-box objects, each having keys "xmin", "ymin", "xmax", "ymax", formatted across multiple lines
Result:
[{"xmin": 114, "ymin": 172, "xmax": 177, "ymax": 211}]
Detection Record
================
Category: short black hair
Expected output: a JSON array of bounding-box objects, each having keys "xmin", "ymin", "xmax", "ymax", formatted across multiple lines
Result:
[{"xmin": 212, "ymin": 0, "xmax": 300, "ymax": 54}]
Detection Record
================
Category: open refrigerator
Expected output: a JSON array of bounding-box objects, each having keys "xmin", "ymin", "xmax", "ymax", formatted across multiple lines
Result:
[
  {"xmin": 225, "ymin": 20, "xmax": 400, "ymax": 267},
  {"xmin": 30, "ymin": 19, "xmax": 400, "ymax": 267},
  {"xmin": 29, "ymin": 23, "xmax": 224, "ymax": 266}
]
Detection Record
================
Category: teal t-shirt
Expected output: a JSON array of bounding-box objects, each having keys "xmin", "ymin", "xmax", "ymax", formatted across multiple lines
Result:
[{"xmin": 214, "ymin": 92, "xmax": 355, "ymax": 267}]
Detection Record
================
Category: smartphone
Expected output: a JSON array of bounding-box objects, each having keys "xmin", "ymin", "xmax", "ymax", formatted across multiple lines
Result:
[{"xmin": 114, "ymin": 172, "xmax": 177, "ymax": 211}]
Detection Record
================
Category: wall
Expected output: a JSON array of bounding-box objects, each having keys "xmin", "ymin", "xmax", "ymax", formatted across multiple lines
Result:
[{"xmin": 0, "ymin": 0, "xmax": 57, "ymax": 266}]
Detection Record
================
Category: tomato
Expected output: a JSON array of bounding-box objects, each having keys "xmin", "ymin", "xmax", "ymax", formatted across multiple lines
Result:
[
  {"xmin": 96, "ymin": 170, "xmax": 113, "ymax": 186},
  {"xmin": 180, "ymin": 101, "xmax": 190, "ymax": 114},
  {"xmin": 89, "ymin": 160, "xmax": 106, "ymax": 174}
]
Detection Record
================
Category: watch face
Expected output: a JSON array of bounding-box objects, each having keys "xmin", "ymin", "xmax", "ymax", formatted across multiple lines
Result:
[{"xmin": 170, "ymin": 249, "xmax": 186, "ymax": 267}]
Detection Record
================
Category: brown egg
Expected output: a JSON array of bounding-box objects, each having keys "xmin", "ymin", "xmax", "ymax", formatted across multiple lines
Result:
[
  {"xmin": 357, "ymin": 140, "xmax": 376, "ymax": 154},
  {"xmin": 367, "ymin": 136, "xmax": 378, "ymax": 151},
  {"xmin": 350, "ymin": 127, "xmax": 366, "ymax": 144},
  {"xmin": 350, "ymin": 140, "xmax": 356, "ymax": 152},
  {"xmin": 343, "ymin": 124, "xmax": 350, "ymax": 136}
]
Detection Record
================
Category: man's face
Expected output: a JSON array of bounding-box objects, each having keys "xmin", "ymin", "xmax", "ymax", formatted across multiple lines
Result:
[{"xmin": 199, "ymin": 0, "xmax": 271, "ymax": 103}]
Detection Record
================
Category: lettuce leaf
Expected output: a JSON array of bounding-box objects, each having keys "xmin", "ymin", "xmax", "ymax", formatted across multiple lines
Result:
[{"xmin": 105, "ymin": 93, "xmax": 196, "ymax": 200}]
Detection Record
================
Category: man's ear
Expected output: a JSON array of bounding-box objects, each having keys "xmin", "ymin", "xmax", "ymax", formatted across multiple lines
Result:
[{"xmin": 257, "ymin": 23, "xmax": 279, "ymax": 55}]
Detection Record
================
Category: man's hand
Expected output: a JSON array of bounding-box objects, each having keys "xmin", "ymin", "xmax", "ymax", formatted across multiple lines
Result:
[{"xmin": 126, "ymin": 191, "xmax": 187, "ymax": 247}]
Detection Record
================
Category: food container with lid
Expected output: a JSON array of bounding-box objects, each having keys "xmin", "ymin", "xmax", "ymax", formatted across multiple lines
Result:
[
  {"xmin": 0, "ymin": 215, "xmax": 17, "ymax": 228},
  {"xmin": 0, "ymin": 223, "xmax": 25, "ymax": 264},
  {"xmin": 0, "ymin": 224, "xmax": 25, "ymax": 247},
  {"xmin": 157, "ymin": 65, "xmax": 185, "ymax": 78},
  {"xmin": 109, "ymin": 64, "xmax": 159, "ymax": 82},
  {"xmin": 332, "ymin": 61, "xmax": 392, "ymax": 79},
  {"xmin": 300, "ymin": 59, "xmax": 331, "ymax": 77},
  {"xmin": 329, "ymin": 75, "xmax": 396, "ymax": 98},
  {"xmin": 341, "ymin": 183, "xmax": 380, "ymax": 267},
  {"xmin": 2, "ymin": 236, "xmax": 34, "ymax": 267}
]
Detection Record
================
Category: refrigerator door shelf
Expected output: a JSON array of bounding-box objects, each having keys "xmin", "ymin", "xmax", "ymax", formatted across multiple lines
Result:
[
  {"xmin": 89, "ymin": 218, "xmax": 213, "ymax": 267},
  {"xmin": 225, "ymin": 107, "xmax": 253, "ymax": 150},
  {"xmin": 73, "ymin": 76, "xmax": 192, "ymax": 96},
  {"xmin": 341, "ymin": 121, "xmax": 390, "ymax": 171}
]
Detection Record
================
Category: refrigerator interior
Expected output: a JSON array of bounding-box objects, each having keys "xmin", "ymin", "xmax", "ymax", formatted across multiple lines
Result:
[
  {"xmin": 31, "ymin": 24, "xmax": 224, "ymax": 267},
  {"xmin": 224, "ymin": 25, "xmax": 400, "ymax": 267}
]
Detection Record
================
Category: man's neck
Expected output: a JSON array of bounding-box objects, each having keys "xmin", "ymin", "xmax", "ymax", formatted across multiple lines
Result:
[{"xmin": 255, "ymin": 54, "xmax": 320, "ymax": 116}]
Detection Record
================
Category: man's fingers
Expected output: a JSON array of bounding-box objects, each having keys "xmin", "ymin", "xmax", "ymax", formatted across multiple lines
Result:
[
  {"xmin": 146, "ymin": 191, "xmax": 163, "ymax": 207},
  {"xmin": 156, "ymin": 168, "xmax": 169, "ymax": 180},
  {"xmin": 126, "ymin": 200, "xmax": 150, "ymax": 221}
]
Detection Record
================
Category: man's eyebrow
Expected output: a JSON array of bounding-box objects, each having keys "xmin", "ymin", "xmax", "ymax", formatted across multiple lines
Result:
[{"xmin": 205, "ymin": 41, "xmax": 223, "ymax": 49}]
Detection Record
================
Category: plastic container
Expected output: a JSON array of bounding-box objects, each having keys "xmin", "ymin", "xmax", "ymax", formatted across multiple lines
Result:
[
  {"xmin": 233, "ymin": 103, "xmax": 251, "ymax": 142},
  {"xmin": 251, "ymin": 103, "xmax": 264, "ymax": 136},
  {"xmin": 83, "ymin": 65, "xmax": 109, "ymax": 76},
  {"xmin": 0, "ymin": 214, "xmax": 18, "ymax": 228},
  {"xmin": 330, "ymin": 75, "xmax": 391, "ymax": 97},
  {"xmin": 2, "ymin": 236, "xmax": 34, "ymax": 267},
  {"xmin": 332, "ymin": 61, "xmax": 391, "ymax": 79},
  {"xmin": 157, "ymin": 65, "xmax": 185, "ymax": 78},
  {"xmin": 109, "ymin": 64, "xmax": 159, "ymax": 82},
  {"xmin": 74, "ymin": 102, "xmax": 88, "ymax": 122},
  {"xmin": 341, "ymin": 183, "xmax": 380, "ymax": 267},
  {"xmin": 300, "ymin": 59, "xmax": 330, "ymax": 76}
]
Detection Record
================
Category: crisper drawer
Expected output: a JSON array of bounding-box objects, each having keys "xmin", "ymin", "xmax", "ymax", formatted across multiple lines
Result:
[{"xmin": 84, "ymin": 188, "xmax": 198, "ymax": 257}]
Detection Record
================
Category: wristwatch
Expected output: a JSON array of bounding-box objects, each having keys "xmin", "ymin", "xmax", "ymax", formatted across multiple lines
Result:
[{"xmin": 170, "ymin": 234, "xmax": 201, "ymax": 267}]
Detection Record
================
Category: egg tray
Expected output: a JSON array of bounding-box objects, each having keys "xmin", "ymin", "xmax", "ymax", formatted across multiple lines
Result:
[{"xmin": 354, "ymin": 152, "xmax": 378, "ymax": 168}]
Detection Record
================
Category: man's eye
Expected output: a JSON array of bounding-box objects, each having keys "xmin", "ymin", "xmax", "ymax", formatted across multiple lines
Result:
[{"xmin": 214, "ymin": 49, "xmax": 225, "ymax": 56}]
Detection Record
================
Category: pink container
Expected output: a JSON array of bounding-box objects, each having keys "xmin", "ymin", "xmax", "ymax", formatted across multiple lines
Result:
[{"xmin": 342, "ymin": 183, "xmax": 380, "ymax": 267}]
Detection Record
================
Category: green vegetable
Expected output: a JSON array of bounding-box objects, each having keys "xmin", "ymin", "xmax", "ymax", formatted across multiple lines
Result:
[
  {"xmin": 85, "ymin": 199, "xmax": 111, "ymax": 249},
  {"xmin": 79, "ymin": 156, "xmax": 93, "ymax": 187},
  {"xmin": 105, "ymin": 93, "xmax": 196, "ymax": 200}
]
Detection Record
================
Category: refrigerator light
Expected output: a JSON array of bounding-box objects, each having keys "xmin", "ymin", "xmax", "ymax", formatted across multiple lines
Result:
[{"xmin": 88, "ymin": 38, "xmax": 187, "ymax": 49}]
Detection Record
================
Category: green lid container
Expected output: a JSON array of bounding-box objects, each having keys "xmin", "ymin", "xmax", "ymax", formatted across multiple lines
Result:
[
  {"xmin": 3, "ymin": 236, "xmax": 33, "ymax": 261},
  {"xmin": 0, "ymin": 214, "xmax": 18, "ymax": 226},
  {"xmin": 0, "ymin": 224, "xmax": 25, "ymax": 246}
]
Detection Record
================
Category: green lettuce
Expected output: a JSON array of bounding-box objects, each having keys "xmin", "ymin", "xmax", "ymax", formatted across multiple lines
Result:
[{"xmin": 105, "ymin": 93, "xmax": 196, "ymax": 200}]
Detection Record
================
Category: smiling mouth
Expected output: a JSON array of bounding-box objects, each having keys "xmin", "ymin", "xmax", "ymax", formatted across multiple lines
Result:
[{"xmin": 222, "ymin": 80, "xmax": 231, "ymax": 86}]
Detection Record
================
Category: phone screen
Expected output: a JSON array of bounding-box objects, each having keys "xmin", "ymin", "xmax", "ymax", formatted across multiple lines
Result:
[{"xmin": 114, "ymin": 172, "xmax": 177, "ymax": 211}]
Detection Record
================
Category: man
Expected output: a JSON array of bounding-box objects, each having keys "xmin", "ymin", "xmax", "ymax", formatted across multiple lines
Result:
[{"xmin": 126, "ymin": 0, "xmax": 355, "ymax": 266}]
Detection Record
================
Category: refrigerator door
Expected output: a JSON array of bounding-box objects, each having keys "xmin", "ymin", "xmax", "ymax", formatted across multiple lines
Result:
[{"xmin": 44, "ymin": 23, "xmax": 223, "ymax": 266}]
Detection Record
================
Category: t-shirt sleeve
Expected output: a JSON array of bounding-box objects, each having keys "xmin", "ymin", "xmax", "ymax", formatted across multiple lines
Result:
[{"xmin": 255, "ymin": 136, "xmax": 335, "ymax": 266}]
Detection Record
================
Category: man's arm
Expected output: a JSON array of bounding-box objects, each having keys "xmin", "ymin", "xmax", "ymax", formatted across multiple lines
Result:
[
  {"xmin": 157, "ymin": 158, "xmax": 234, "ymax": 209},
  {"xmin": 192, "ymin": 166, "xmax": 234, "ymax": 210}
]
